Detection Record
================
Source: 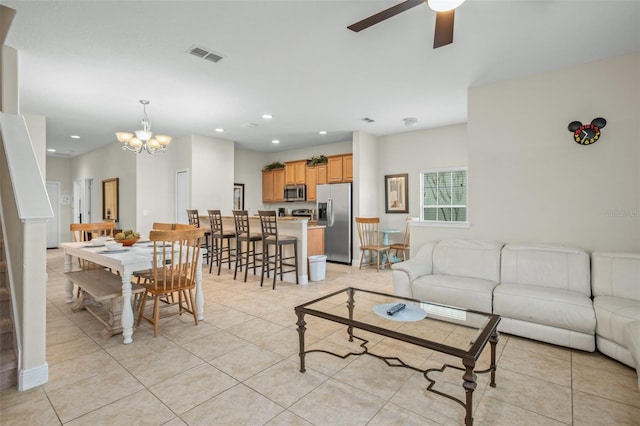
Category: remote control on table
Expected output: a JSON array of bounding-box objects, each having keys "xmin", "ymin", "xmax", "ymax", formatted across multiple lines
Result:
[{"xmin": 386, "ymin": 303, "xmax": 406, "ymax": 316}]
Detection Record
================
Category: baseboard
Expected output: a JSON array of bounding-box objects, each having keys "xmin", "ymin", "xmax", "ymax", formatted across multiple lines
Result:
[{"xmin": 18, "ymin": 362, "xmax": 48, "ymax": 391}]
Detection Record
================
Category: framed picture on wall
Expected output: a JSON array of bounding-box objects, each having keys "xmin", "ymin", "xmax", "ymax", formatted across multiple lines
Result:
[
  {"xmin": 102, "ymin": 177, "xmax": 119, "ymax": 221},
  {"xmin": 384, "ymin": 174, "xmax": 408, "ymax": 213},
  {"xmin": 233, "ymin": 183, "xmax": 245, "ymax": 210}
]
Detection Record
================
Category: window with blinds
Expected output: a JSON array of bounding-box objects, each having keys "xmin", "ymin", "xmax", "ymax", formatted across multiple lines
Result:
[{"xmin": 420, "ymin": 168, "xmax": 467, "ymax": 222}]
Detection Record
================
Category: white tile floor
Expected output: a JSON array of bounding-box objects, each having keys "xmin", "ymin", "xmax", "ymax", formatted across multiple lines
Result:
[{"xmin": 1, "ymin": 248, "xmax": 639, "ymax": 425}]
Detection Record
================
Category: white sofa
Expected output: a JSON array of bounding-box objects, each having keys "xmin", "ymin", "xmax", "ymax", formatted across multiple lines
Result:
[
  {"xmin": 392, "ymin": 240, "xmax": 596, "ymax": 351},
  {"xmin": 591, "ymin": 251, "xmax": 640, "ymax": 389},
  {"xmin": 493, "ymin": 243, "xmax": 596, "ymax": 352},
  {"xmin": 391, "ymin": 239, "xmax": 504, "ymax": 313}
]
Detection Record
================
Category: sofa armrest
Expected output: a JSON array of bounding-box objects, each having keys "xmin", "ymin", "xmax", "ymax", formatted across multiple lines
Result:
[{"xmin": 391, "ymin": 243, "xmax": 435, "ymax": 297}]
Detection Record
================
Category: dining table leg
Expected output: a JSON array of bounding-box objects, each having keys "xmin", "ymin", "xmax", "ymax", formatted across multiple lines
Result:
[
  {"xmin": 64, "ymin": 253, "xmax": 74, "ymax": 303},
  {"xmin": 120, "ymin": 268, "xmax": 134, "ymax": 344}
]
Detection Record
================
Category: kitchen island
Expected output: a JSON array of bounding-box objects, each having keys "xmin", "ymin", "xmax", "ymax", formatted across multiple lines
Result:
[{"xmin": 202, "ymin": 215, "xmax": 324, "ymax": 285}]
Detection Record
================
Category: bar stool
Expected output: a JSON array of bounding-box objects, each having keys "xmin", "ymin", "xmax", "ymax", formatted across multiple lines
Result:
[
  {"xmin": 186, "ymin": 209, "xmax": 210, "ymax": 264},
  {"xmin": 207, "ymin": 210, "xmax": 236, "ymax": 275},
  {"xmin": 232, "ymin": 210, "xmax": 262, "ymax": 282},
  {"xmin": 258, "ymin": 210, "xmax": 299, "ymax": 289}
]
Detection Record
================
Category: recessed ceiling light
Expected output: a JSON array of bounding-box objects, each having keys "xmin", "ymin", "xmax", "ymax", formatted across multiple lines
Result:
[
  {"xmin": 262, "ymin": 114, "xmax": 273, "ymax": 120},
  {"xmin": 47, "ymin": 148, "xmax": 56, "ymax": 152},
  {"xmin": 215, "ymin": 128, "xmax": 224, "ymax": 132},
  {"xmin": 272, "ymin": 139, "xmax": 280, "ymax": 144},
  {"xmin": 70, "ymin": 135, "xmax": 80, "ymax": 139},
  {"xmin": 319, "ymin": 131, "xmax": 327, "ymax": 135}
]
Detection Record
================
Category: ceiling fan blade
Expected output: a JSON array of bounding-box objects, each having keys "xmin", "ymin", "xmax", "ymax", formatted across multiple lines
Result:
[
  {"xmin": 433, "ymin": 9, "xmax": 455, "ymax": 48},
  {"xmin": 347, "ymin": 0, "xmax": 424, "ymax": 32}
]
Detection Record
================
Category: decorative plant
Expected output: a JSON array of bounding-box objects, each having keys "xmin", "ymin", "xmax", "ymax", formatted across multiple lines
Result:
[
  {"xmin": 263, "ymin": 161, "xmax": 285, "ymax": 171},
  {"xmin": 308, "ymin": 155, "xmax": 328, "ymax": 166}
]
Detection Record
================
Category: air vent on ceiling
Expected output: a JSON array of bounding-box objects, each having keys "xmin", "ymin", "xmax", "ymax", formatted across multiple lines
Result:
[
  {"xmin": 361, "ymin": 117, "xmax": 375, "ymax": 123},
  {"xmin": 187, "ymin": 45, "xmax": 223, "ymax": 63}
]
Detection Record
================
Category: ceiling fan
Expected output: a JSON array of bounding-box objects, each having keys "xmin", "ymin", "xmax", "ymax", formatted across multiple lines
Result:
[{"xmin": 347, "ymin": 0, "xmax": 465, "ymax": 49}]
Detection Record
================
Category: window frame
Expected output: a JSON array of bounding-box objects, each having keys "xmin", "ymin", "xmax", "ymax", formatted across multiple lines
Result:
[{"xmin": 419, "ymin": 166, "xmax": 470, "ymax": 228}]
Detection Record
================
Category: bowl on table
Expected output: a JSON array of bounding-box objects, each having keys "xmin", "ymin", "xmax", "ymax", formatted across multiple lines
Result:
[
  {"xmin": 116, "ymin": 238, "xmax": 139, "ymax": 247},
  {"xmin": 105, "ymin": 242, "xmax": 123, "ymax": 251}
]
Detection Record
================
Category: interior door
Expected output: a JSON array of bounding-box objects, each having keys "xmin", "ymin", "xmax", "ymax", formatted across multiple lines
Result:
[
  {"xmin": 176, "ymin": 169, "xmax": 189, "ymax": 224},
  {"xmin": 45, "ymin": 181, "xmax": 60, "ymax": 248}
]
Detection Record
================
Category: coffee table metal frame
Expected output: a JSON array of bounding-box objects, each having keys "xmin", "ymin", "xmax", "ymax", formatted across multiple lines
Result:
[{"xmin": 294, "ymin": 287, "xmax": 500, "ymax": 426}]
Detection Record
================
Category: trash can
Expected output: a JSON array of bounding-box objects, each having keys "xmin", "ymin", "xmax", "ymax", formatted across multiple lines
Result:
[{"xmin": 309, "ymin": 255, "xmax": 327, "ymax": 281}]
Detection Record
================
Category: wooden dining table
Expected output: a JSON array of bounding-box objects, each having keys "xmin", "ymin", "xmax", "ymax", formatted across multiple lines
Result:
[{"xmin": 59, "ymin": 241, "xmax": 204, "ymax": 344}]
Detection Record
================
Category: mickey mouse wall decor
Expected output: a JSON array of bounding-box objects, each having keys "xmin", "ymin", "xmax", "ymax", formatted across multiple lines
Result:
[{"xmin": 568, "ymin": 117, "xmax": 606, "ymax": 145}]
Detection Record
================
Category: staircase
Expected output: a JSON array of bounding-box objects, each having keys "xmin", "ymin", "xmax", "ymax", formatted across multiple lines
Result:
[{"xmin": 0, "ymin": 225, "xmax": 17, "ymax": 390}]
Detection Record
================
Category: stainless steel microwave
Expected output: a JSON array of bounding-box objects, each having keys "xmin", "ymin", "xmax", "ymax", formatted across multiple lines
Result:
[{"xmin": 284, "ymin": 184, "xmax": 306, "ymax": 201}]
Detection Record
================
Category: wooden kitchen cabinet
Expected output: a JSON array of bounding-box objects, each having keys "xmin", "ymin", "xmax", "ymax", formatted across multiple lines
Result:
[
  {"xmin": 285, "ymin": 160, "xmax": 307, "ymax": 185},
  {"xmin": 305, "ymin": 163, "xmax": 328, "ymax": 202},
  {"xmin": 307, "ymin": 227, "xmax": 325, "ymax": 258},
  {"xmin": 342, "ymin": 154, "xmax": 352, "ymax": 182},
  {"xmin": 327, "ymin": 154, "xmax": 352, "ymax": 183},
  {"xmin": 262, "ymin": 168, "xmax": 285, "ymax": 203}
]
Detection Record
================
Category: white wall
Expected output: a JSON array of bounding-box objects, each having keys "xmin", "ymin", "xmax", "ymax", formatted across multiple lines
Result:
[
  {"xmin": 467, "ymin": 53, "xmax": 639, "ymax": 252},
  {"xmin": 378, "ymin": 124, "xmax": 468, "ymax": 235},
  {"xmin": 393, "ymin": 53, "xmax": 639, "ymax": 253},
  {"xmin": 136, "ymin": 145, "xmax": 175, "ymax": 235},
  {"xmin": 190, "ymin": 135, "xmax": 235, "ymax": 215},
  {"xmin": 71, "ymin": 141, "xmax": 137, "ymax": 230}
]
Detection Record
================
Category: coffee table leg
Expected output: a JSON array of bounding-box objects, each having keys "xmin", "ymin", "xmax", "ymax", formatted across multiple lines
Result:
[
  {"xmin": 462, "ymin": 358, "xmax": 477, "ymax": 426},
  {"xmin": 347, "ymin": 288, "xmax": 355, "ymax": 342},
  {"xmin": 489, "ymin": 331, "xmax": 498, "ymax": 387},
  {"xmin": 296, "ymin": 311, "xmax": 307, "ymax": 373}
]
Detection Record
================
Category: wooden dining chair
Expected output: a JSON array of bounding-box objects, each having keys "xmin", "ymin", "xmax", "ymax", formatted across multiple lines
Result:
[
  {"xmin": 355, "ymin": 217, "xmax": 391, "ymax": 271},
  {"xmin": 186, "ymin": 209, "xmax": 210, "ymax": 264},
  {"xmin": 69, "ymin": 221, "xmax": 117, "ymax": 295},
  {"xmin": 136, "ymin": 227, "xmax": 205, "ymax": 337},
  {"xmin": 390, "ymin": 218, "xmax": 411, "ymax": 261}
]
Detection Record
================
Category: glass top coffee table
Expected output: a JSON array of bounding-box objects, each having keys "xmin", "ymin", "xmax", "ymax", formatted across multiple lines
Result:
[{"xmin": 294, "ymin": 287, "xmax": 501, "ymax": 426}]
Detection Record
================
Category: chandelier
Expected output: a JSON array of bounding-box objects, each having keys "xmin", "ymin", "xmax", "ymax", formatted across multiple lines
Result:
[{"xmin": 115, "ymin": 100, "xmax": 171, "ymax": 154}]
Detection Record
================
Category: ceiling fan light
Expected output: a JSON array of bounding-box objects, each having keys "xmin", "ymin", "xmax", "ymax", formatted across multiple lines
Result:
[
  {"xmin": 116, "ymin": 132, "xmax": 133, "ymax": 143},
  {"xmin": 428, "ymin": 0, "xmax": 465, "ymax": 12},
  {"xmin": 156, "ymin": 135, "xmax": 172, "ymax": 146}
]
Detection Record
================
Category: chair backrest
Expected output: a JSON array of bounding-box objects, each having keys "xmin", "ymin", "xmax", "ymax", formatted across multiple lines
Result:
[
  {"xmin": 152, "ymin": 222, "xmax": 174, "ymax": 230},
  {"xmin": 186, "ymin": 209, "xmax": 200, "ymax": 227},
  {"xmin": 232, "ymin": 210, "xmax": 252, "ymax": 237},
  {"xmin": 355, "ymin": 217, "xmax": 381, "ymax": 248},
  {"xmin": 70, "ymin": 221, "xmax": 115, "ymax": 242},
  {"xmin": 148, "ymin": 228, "xmax": 205, "ymax": 291},
  {"xmin": 258, "ymin": 210, "xmax": 278, "ymax": 241},
  {"xmin": 400, "ymin": 218, "xmax": 411, "ymax": 246},
  {"xmin": 208, "ymin": 210, "xmax": 224, "ymax": 235}
]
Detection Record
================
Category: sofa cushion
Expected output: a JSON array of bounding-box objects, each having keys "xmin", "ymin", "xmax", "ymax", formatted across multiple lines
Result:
[
  {"xmin": 501, "ymin": 243, "xmax": 591, "ymax": 297},
  {"xmin": 623, "ymin": 321, "xmax": 640, "ymax": 390},
  {"xmin": 593, "ymin": 295, "xmax": 640, "ymax": 345},
  {"xmin": 494, "ymin": 283, "xmax": 596, "ymax": 335},
  {"xmin": 432, "ymin": 239, "xmax": 503, "ymax": 283},
  {"xmin": 412, "ymin": 274, "xmax": 498, "ymax": 312},
  {"xmin": 592, "ymin": 251, "xmax": 640, "ymax": 301}
]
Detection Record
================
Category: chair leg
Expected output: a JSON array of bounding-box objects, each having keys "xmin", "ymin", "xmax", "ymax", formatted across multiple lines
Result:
[
  {"xmin": 188, "ymin": 289, "xmax": 198, "ymax": 326},
  {"xmin": 359, "ymin": 250, "xmax": 365, "ymax": 270},
  {"xmin": 293, "ymin": 241, "xmax": 299, "ymax": 284},
  {"xmin": 153, "ymin": 295, "xmax": 160, "ymax": 337},
  {"xmin": 136, "ymin": 290, "xmax": 148, "ymax": 327}
]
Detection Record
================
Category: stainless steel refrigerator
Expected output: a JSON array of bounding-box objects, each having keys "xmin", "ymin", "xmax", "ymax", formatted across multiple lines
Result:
[{"xmin": 316, "ymin": 183, "xmax": 352, "ymax": 264}]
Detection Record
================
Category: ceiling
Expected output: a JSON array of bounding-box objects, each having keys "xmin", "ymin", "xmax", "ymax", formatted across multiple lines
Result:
[{"xmin": 4, "ymin": 1, "xmax": 640, "ymax": 158}]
